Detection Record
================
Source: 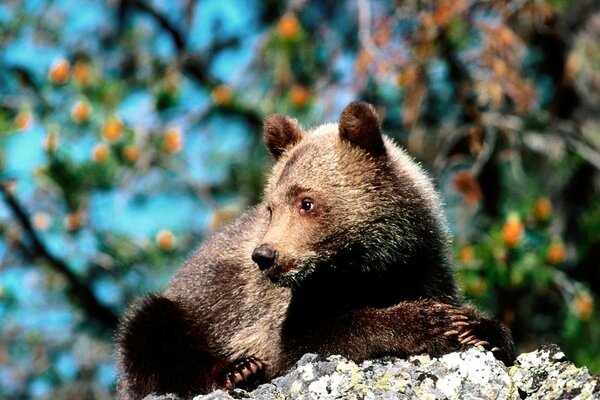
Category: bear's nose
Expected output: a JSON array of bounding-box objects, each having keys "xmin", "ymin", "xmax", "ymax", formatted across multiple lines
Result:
[{"xmin": 252, "ymin": 244, "xmax": 277, "ymax": 271}]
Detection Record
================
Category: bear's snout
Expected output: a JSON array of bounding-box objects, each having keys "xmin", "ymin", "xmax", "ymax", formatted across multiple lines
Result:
[{"xmin": 252, "ymin": 244, "xmax": 277, "ymax": 271}]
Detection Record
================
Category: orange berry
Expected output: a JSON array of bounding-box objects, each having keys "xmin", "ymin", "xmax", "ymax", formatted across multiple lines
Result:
[
  {"xmin": 48, "ymin": 59, "xmax": 70, "ymax": 84},
  {"xmin": 211, "ymin": 85, "xmax": 233, "ymax": 106},
  {"xmin": 533, "ymin": 197, "xmax": 552, "ymax": 221},
  {"xmin": 547, "ymin": 241, "xmax": 566, "ymax": 264},
  {"xmin": 277, "ymin": 13, "xmax": 301, "ymax": 40},
  {"xmin": 459, "ymin": 245, "xmax": 475, "ymax": 263},
  {"xmin": 71, "ymin": 99, "xmax": 92, "ymax": 123},
  {"xmin": 496, "ymin": 26, "xmax": 516, "ymax": 47},
  {"xmin": 502, "ymin": 214, "xmax": 523, "ymax": 247},
  {"xmin": 163, "ymin": 127, "xmax": 183, "ymax": 153},
  {"xmin": 33, "ymin": 213, "xmax": 51, "ymax": 231},
  {"xmin": 453, "ymin": 171, "xmax": 482, "ymax": 208},
  {"xmin": 72, "ymin": 60, "xmax": 92, "ymax": 86},
  {"xmin": 102, "ymin": 117, "xmax": 123, "ymax": 143},
  {"xmin": 123, "ymin": 145, "xmax": 141, "ymax": 162},
  {"xmin": 92, "ymin": 143, "xmax": 110, "ymax": 162},
  {"xmin": 63, "ymin": 212, "xmax": 82, "ymax": 231},
  {"xmin": 156, "ymin": 229, "xmax": 176, "ymax": 250},
  {"xmin": 289, "ymin": 85, "xmax": 311, "ymax": 108},
  {"xmin": 564, "ymin": 52, "xmax": 580, "ymax": 84},
  {"xmin": 433, "ymin": 3, "xmax": 454, "ymax": 26},
  {"xmin": 15, "ymin": 111, "xmax": 33, "ymax": 131},
  {"xmin": 574, "ymin": 294, "xmax": 594, "ymax": 321}
]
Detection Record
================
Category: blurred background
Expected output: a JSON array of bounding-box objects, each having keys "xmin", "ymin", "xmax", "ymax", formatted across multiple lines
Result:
[{"xmin": 1, "ymin": 0, "xmax": 599, "ymax": 398}]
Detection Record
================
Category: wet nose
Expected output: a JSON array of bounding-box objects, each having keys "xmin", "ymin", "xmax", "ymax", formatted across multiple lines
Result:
[{"xmin": 252, "ymin": 244, "xmax": 277, "ymax": 271}]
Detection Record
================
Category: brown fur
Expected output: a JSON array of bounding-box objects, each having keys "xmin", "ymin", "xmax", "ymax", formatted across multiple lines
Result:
[{"xmin": 116, "ymin": 102, "xmax": 514, "ymax": 399}]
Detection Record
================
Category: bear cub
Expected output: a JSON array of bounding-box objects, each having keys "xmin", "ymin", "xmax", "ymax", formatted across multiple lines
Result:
[{"xmin": 116, "ymin": 102, "xmax": 514, "ymax": 399}]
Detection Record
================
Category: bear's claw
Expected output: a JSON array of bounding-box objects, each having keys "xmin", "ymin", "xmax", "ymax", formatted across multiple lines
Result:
[
  {"xmin": 223, "ymin": 356, "xmax": 266, "ymax": 390},
  {"xmin": 436, "ymin": 303, "xmax": 496, "ymax": 352}
]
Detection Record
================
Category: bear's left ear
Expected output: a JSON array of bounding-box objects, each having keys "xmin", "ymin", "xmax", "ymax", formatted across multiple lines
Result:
[
  {"xmin": 263, "ymin": 115, "xmax": 304, "ymax": 160},
  {"xmin": 339, "ymin": 102, "xmax": 386, "ymax": 157}
]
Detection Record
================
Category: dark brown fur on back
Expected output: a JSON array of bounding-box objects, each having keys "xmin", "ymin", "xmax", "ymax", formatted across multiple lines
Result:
[{"xmin": 116, "ymin": 102, "xmax": 514, "ymax": 399}]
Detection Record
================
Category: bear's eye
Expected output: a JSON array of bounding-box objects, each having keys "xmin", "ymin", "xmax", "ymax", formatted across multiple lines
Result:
[{"xmin": 299, "ymin": 198, "xmax": 316, "ymax": 214}]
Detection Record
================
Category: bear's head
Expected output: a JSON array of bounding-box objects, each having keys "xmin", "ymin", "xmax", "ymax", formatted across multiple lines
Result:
[{"xmin": 252, "ymin": 102, "xmax": 450, "ymax": 288}]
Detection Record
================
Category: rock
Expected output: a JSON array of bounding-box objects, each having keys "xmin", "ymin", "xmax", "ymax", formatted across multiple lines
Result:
[
  {"xmin": 511, "ymin": 344, "xmax": 600, "ymax": 399},
  {"xmin": 143, "ymin": 345, "xmax": 599, "ymax": 400}
]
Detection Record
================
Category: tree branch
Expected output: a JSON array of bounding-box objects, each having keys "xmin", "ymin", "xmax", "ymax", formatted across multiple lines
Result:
[
  {"xmin": 0, "ymin": 182, "xmax": 119, "ymax": 331},
  {"xmin": 125, "ymin": 0, "xmax": 265, "ymax": 129},
  {"xmin": 131, "ymin": 0, "xmax": 186, "ymax": 52}
]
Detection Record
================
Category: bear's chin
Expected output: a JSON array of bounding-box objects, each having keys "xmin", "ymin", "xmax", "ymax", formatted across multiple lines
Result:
[
  {"xmin": 261, "ymin": 264, "xmax": 316, "ymax": 288},
  {"xmin": 265, "ymin": 274, "xmax": 295, "ymax": 287}
]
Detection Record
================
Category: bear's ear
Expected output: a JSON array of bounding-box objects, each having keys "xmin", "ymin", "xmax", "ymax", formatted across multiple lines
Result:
[
  {"xmin": 263, "ymin": 115, "xmax": 304, "ymax": 160},
  {"xmin": 338, "ymin": 102, "xmax": 386, "ymax": 157}
]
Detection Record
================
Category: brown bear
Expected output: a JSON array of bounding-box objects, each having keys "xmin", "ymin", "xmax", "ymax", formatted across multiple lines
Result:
[{"xmin": 116, "ymin": 102, "xmax": 514, "ymax": 399}]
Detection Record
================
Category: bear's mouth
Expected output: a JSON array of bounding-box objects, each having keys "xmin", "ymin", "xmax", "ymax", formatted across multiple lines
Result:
[{"xmin": 260, "ymin": 263, "xmax": 292, "ymax": 284}]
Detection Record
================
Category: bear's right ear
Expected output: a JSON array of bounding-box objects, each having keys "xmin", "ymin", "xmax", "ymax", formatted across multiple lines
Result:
[{"xmin": 263, "ymin": 114, "xmax": 304, "ymax": 160}]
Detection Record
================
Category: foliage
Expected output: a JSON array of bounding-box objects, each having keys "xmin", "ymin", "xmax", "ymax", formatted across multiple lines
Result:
[{"xmin": 1, "ymin": 0, "xmax": 599, "ymax": 398}]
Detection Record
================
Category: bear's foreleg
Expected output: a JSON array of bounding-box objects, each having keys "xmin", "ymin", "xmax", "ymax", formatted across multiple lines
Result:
[{"xmin": 299, "ymin": 300, "xmax": 514, "ymax": 365}]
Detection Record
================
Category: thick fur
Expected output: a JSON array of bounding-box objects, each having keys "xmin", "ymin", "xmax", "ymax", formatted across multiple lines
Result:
[{"xmin": 116, "ymin": 102, "xmax": 514, "ymax": 399}]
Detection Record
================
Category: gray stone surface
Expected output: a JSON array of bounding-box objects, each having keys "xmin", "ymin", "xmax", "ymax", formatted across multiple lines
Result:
[
  {"xmin": 145, "ymin": 345, "xmax": 600, "ymax": 399},
  {"xmin": 511, "ymin": 344, "xmax": 600, "ymax": 399}
]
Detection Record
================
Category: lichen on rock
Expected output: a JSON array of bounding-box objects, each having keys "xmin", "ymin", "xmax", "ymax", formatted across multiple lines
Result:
[
  {"xmin": 510, "ymin": 344, "xmax": 600, "ymax": 399},
  {"xmin": 142, "ymin": 345, "xmax": 599, "ymax": 400}
]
